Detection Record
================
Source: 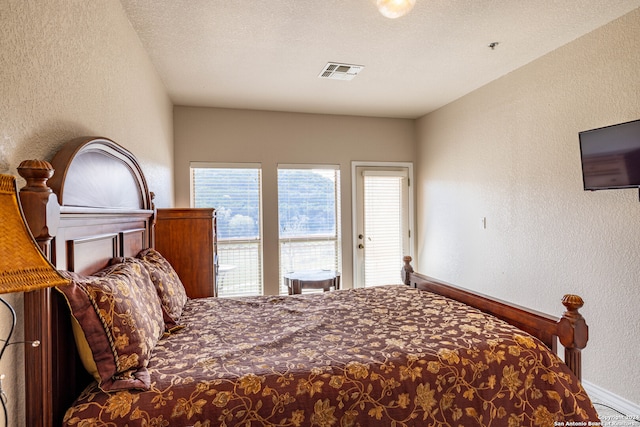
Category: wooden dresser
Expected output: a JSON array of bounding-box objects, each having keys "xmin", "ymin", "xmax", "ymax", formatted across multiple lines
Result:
[{"xmin": 155, "ymin": 208, "xmax": 218, "ymax": 298}]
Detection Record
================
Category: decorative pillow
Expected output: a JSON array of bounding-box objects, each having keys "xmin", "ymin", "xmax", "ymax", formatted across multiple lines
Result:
[
  {"xmin": 109, "ymin": 257, "xmax": 184, "ymax": 333},
  {"xmin": 56, "ymin": 261, "xmax": 165, "ymax": 392},
  {"xmin": 109, "ymin": 257, "xmax": 183, "ymax": 333},
  {"xmin": 136, "ymin": 248, "xmax": 188, "ymax": 324}
]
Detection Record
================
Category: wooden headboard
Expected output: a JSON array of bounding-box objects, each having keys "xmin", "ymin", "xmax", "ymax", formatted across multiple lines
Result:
[{"xmin": 19, "ymin": 137, "xmax": 155, "ymax": 427}]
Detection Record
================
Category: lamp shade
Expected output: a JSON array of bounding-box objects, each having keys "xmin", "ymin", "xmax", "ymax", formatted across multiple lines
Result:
[
  {"xmin": 0, "ymin": 174, "xmax": 69, "ymax": 294},
  {"xmin": 377, "ymin": 0, "xmax": 416, "ymax": 19}
]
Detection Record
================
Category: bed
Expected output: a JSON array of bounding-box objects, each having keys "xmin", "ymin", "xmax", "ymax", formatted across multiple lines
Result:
[{"xmin": 19, "ymin": 137, "xmax": 599, "ymax": 426}]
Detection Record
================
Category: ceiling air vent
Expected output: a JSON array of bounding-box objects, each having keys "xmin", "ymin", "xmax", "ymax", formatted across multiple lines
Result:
[{"xmin": 318, "ymin": 62, "xmax": 364, "ymax": 81}]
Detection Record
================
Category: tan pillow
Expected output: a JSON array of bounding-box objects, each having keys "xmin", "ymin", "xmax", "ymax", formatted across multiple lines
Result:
[{"xmin": 56, "ymin": 261, "xmax": 165, "ymax": 391}]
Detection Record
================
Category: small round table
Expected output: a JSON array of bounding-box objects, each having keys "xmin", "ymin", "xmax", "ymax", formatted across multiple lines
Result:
[{"xmin": 284, "ymin": 270, "xmax": 341, "ymax": 295}]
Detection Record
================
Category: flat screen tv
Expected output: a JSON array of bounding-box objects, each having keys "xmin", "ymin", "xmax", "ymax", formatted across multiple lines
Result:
[{"xmin": 579, "ymin": 118, "xmax": 640, "ymax": 191}]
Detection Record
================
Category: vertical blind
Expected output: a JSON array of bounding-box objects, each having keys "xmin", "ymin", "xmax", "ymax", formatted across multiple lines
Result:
[
  {"xmin": 363, "ymin": 171, "xmax": 406, "ymax": 287},
  {"xmin": 191, "ymin": 164, "xmax": 263, "ymax": 297}
]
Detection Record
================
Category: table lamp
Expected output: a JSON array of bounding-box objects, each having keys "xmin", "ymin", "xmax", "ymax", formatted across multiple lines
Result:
[{"xmin": 0, "ymin": 173, "xmax": 70, "ymax": 426}]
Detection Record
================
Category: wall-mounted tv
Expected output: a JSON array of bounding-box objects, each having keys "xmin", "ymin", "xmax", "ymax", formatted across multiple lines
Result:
[{"xmin": 579, "ymin": 118, "xmax": 640, "ymax": 191}]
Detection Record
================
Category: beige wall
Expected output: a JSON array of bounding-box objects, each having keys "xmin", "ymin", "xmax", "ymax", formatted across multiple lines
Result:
[
  {"xmin": 0, "ymin": 1, "xmax": 173, "ymax": 424},
  {"xmin": 416, "ymin": 8, "xmax": 640, "ymax": 404},
  {"xmin": 173, "ymin": 107, "xmax": 415, "ymax": 294}
]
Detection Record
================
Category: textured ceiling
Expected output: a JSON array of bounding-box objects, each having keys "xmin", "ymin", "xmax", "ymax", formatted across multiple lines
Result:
[{"xmin": 120, "ymin": 1, "xmax": 640, "ymax": 119}]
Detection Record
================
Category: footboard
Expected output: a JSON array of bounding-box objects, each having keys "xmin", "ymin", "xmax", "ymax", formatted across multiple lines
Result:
[{"xmin": 401, "ymin": 256, "xmax": 588, "ymax": 380}]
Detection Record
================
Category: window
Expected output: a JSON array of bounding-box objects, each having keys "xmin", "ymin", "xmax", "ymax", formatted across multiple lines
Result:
[
  {"xmin": 278, "ymin": 165, "xmax": 341, "ymax": 294},
  {"xmin": 191, "ymin": 163, "xmax": 263, "ymax": 297}
]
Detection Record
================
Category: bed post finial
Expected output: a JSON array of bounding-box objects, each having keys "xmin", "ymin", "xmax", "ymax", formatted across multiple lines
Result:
[
  {"xmin": 401, "ymin": 256, "xmax": 414, "ymax": 286},
  {"xmin": 17, "ymin": 159, "xmax": 60, "ymax": 256},
  {"xmin": 557, "ymin": 294, "xmax": 588, "ymax": 380}
]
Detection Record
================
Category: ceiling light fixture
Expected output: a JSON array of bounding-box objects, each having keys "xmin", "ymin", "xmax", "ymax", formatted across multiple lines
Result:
[{"xmin": 377, "ymin": 0, "xmax": 416, "ymax": 19}]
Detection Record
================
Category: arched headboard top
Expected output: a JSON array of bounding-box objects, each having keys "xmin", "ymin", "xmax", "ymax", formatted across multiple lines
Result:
[
  {"xmin": 20, "ymin": 136, "xmax": 156, "ymax": 426},
  {"xmin": 47, "ymin": 137, "xmax": 152, "ymax": 211}
]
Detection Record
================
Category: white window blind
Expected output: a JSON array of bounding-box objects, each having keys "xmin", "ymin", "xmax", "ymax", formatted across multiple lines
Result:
[
  {"xmin": 278, "ymin": 165, "xmax": 341, "ymax": 294},
  {"xmin": 191, "ymin": 163, "xmax": 263, "ymax": 297},
  {"xmin": 363, "ymin": 171, "xmax": 407, "ymax": 287}
]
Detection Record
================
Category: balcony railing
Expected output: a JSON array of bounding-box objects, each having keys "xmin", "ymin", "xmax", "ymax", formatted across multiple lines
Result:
[
  {"xmin": 216, "ymin": 239, "xmax": 262, "ymax": 298},
  {"xmin": 216, "ymin": 236, "xmax": 341, "ymax": 297},
  {"xmin": 279, "ymin": 235, "xmax": 341, "ymax": 294}
]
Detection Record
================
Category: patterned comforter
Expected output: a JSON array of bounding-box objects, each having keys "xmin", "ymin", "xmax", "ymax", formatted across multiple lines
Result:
[{"xmin": 63, "ymin": 285, "xmax": 599, "ymax": 426}]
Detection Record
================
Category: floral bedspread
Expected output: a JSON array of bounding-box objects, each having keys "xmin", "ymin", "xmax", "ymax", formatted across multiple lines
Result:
[{"xmin": 63, "ymin": 285, "xmax": 599, "ymax": 426}]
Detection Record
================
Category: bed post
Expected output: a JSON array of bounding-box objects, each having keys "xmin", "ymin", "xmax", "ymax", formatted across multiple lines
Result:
[
  {"xmin": 400, "ymin": 256, "xmax": 587, "ymax": 381},
  {"xmin": 401, "ymin": 256, "xmax": 414, "ymax": 286},
  {"xmin": 557, "ymin": 294, "xmax": 588, "ymax": 381},
  {"xmin": 17, "ymin": 159, "xmax": 60, "ymax": 427}
]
